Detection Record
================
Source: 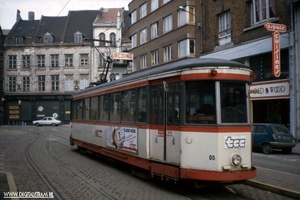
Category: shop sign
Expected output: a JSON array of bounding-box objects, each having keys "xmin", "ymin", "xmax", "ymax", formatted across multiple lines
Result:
[
  {"xmin": 264, "ymin": 23, "xmax": 287, "ymax": 78},
  {"xmin": 9, "ymin": 105, "xmax": 19, "ymax": 110},
  {"xmin": 272, "ymin": 31, "xmax": 281, "ymax": 77},
  {"xmin": 249, "ymin": 80, "xmax": 290, "ymax": 100},
  {"xmin": 264, "ymin": 23, "xmax": 287, "ymax": 32},
  {"xmin": 9, "ymin": 115, "xmax": 19, "ymax": 119},
  {"xmin": 9, "ymin": 110, "xmax": 19, "ymax": 114},
  {"xmin": 111, "ymin": 52, "xmax": 133, "ymax": 60}
]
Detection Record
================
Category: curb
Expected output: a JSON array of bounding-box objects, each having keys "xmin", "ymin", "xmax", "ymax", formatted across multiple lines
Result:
[{"xmin": 246, "ymin": 179, "xmax": 300, "ymax": 199}]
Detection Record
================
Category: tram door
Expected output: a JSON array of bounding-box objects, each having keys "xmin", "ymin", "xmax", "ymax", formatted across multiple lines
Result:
[{"xmin": 149, "ymin": 82, "xmax": 180, "ymax": 164}]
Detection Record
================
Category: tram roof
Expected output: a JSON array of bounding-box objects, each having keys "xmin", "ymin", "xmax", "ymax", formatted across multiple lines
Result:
[{"xmin": 73, "ymin": 58, "xmax": 250, "ymax": 96}]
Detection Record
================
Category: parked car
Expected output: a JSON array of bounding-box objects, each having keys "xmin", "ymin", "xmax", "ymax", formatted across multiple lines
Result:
[
  {"xmin": 32, "ymin": 117, "xmax": 62, "ymax": 126},
  {"xmin": 252, "ymin": 123, "xmax": 297, "ymax": 154}
]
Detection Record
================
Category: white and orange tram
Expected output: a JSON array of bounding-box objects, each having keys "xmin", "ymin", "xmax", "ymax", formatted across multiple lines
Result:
[{"xmin": 70, "ymin": 58, "xmax": 256, "ymax": 184}]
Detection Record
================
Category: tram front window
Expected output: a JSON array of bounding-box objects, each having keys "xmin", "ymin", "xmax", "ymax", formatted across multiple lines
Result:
[
  {"xmin": 185, "ymin": 81, "xmax": 216, "ymax": 124},
  {"xmin": 220, "ymin": 82, "xmax": 247, "ymax": 123}
]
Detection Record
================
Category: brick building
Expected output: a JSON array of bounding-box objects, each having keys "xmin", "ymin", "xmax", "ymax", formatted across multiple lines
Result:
[
  {"xmin": 127, "ymin": 0, "xmax": 299, "ymax": 139},
  {"xmin": 128, "ymin": 0, "xmax": 201, "ymax": 71}
]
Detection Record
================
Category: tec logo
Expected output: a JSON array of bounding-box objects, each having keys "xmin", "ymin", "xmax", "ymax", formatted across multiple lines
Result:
[{"xmin": 225, "ymin": 136, "xmax": 246, "ymax": 148}]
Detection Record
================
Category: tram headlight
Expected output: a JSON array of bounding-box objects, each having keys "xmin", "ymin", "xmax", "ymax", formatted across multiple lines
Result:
[{"xmin": 231, "ymin": 154, "xmax": 242, "ymax": 166}]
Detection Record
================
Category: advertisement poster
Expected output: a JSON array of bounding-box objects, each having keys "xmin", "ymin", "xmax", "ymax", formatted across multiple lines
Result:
[{"xmin": 106, "ymin": 126, "xmax": 138, "ymax": 154}]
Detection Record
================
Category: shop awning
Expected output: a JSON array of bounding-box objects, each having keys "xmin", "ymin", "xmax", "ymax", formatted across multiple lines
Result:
[{"xmin": 200, "ymin": 33, "xmax": 289, "ymax": 60}]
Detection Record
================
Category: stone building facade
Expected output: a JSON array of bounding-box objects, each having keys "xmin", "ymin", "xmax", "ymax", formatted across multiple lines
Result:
[{"xmin": 3, "ymin": 8, "xmax": 130, "ymax": 125}]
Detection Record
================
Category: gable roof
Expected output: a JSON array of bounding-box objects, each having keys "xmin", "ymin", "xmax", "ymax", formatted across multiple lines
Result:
[
  {"xmin": 63, "ymin": 10, "xmax": 99, "ymax": 42},
  {"xmin": 94, "ymin": 8, "xmax": 123, "ymax": 26}
]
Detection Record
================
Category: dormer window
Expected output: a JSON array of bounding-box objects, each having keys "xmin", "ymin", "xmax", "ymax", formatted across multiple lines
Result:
[
  {"xmin": 16, "ymin": 37, "xmax": 23, "ymax": 44},
  {"xmin": 43, "ymin": 32, "xmax": 54, "ymax": 43},
  {"xmin": 74, "ymin": 31, "xmax": 83, "ymax": 44}
]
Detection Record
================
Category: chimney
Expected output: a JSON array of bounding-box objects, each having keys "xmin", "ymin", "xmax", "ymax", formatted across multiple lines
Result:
[
  {"xmin": 28, "ymin": 11, "xmax": 35, "ymax": 21},
  {"xmin": 16, "ymin": 10, "xmax": 22, "ymax": 22}
]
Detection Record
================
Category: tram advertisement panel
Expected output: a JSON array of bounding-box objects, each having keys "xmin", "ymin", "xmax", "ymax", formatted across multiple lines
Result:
[{"xmin": 106, "ymin": 126, "xmax": 138, "ymax": 154}]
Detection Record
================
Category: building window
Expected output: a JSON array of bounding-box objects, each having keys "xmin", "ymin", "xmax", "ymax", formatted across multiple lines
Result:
[
  {"xmin": 219, "ymin": 11, "xmax": 231, "ymax": 46},
  {"xmin": 151, "ymin": 50, "xmax": 159, "ymax": 66},
  {"xmin": 51, "ymin": 75, "xmax": 59, "ymax": 91},
  {"xmin": 65, "ymin": 77, "xmax": 74, "ymax": 91},
  {"xmin": 80, "ymin": 54, "xmax": 89, "ymax": 67},
  {"xmin": 16, "ymin": 37, "xmax": 23, "ymax": 44},
  {"xmin": 140, "ymin": 54, "xmax": 147, "ymax": 69},
  {"xmin": 178, "ymin": 6, "xmax": 195, "ymax": 26},
  {"xmin": 43, "ymin": 32, "xmax": 53, "ymax": 43},
  {"xmin": 8, "ymin": 55, "xmax": 17, "ymax": 69},
  {"xmin": 37, "ymin": 55, "xmax": 45, "ymax": 68},
  {"xmin": 99, "ymin": 33, "xmax": 105, "ymax": 46},
  {"xmin": 140, "ymin": 3, "xmax": 147, "ymax": 19},
  {"xmin": 151, "ymin": 0, "xmax": 158, "ymax": 12},
  {"xmin": 22, "ymin": 76, "xmax": 30, "ymax": 92},
  {"xmin": 80, "ymin": 76, "xmax": 89, "ymax": 89},
  {"xmin": 8, "ymin": 77, "xmax": 16, "ymax": 92},
  {"xmin": 22, "ymin": 55, "xmax": 30, "ymax": 68},
  {"xmin": 131, "ymin": 34, "xmax": 137, "ymax": 48},
  {"xmin": 110, "ymin": 73, "xmax": 116, "ymax": 81},
  {"xmin": 131, "ymin": 10, "xmax": 137, "ymax": 24},
  {"xmin": 140, "ymin": 28, "xmax": 147, "ymax": 44},
  {"xmin": 74, "ymin": 31, "xmax": 83, "ymax": 43},
  {"xmin": 151, "ymin": 22, "xmax": 158, "ymax": 39},
  {"xmin": 110, "ymin": 33, "xmax": 116, "ymax": 46},
  {"xmin": 37, "ymin": 75, "xmax": 45, "ymax": 91},
  {"xmin": 164, "ymin": 45, "xmax": 172, "ymax": 62},
  {"xmin": 65, "ymin": 54, "xmax": 73, "ymax": 67},
  {"xmin": 99, "ymin": 53, "xmax": 105, "ymax": 67},
  {"xmin": 252, "ymin": 0, "xmax": 276, "ymax": 24},
  {"xmin": 178, "ymin": 39, "xmax": 195, "ymax": 58},
  {"xmin": 51, "ymin": 54, "xmax": 59, "ymax": 67},
  {"xmin": 132, "ymin": 58, "xmax": 137, "ymax": 72},
  {"xmin": 163, "ymin": 15, "xmax": 173, "ymax": 33}
]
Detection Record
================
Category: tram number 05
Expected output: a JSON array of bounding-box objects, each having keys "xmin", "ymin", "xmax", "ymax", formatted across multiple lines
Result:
[{"xmin": 209, "ymin": 155, "xmax": 215, "ymax": 160}]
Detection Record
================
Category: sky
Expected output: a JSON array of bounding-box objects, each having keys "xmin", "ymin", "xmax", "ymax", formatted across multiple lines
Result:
[{"xmin": 0, "ymin": 0, "xmax": 131, "ymax": 29}]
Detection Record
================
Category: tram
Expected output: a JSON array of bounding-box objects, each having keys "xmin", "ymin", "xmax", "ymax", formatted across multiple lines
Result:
[{"xmin": 70, "ymin": 58, "xmax": 256, "ymax": 184}]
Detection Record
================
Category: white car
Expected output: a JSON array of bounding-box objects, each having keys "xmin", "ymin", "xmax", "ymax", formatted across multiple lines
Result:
[{"xmin": 32, "ymin": 117, "xmax": 62, "ymax": 126}]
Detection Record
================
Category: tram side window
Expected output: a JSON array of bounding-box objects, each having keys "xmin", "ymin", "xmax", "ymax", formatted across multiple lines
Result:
[
  {"xmin": 110, "ymin": 92, "xmax": 121, "ymax": 122},
  {"xmin": 220, "ymin": 82, "xmax": 247, "ymax": 123},
  {"xmin": 84, "ymin": 98, "xmax": 90, "ymax": 120},
  {"xmin": 137, "ymin": 87, "xmax": 147, "ymax": 122},
  {"xmin": 122, "ymin": 89, "xmax": 136, "ymax": 122},
  {"xmin": 168, "ymin": 82, "xmax": 180, "ymax": 124},
  {"xmin": 185, "ymin": 81, "xmax": 216, "ymax": 124},
  {"xmin": 76, "ymin": 99, "xmax": 83, "ymax": 120},
  {"xmin": 100, "ymin": 95, "xmax": 108, "ymax": 121},
  {"xmin": 91, "ymin": 96, "xmax": 98, "ymax": 120},
  {"xmin": 151, "ymin": 85, "xmax": 164, "ymax": 124},
  {"xmin": 71, "ymin": 100, "xmax": 77, "ymax": 120}
]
